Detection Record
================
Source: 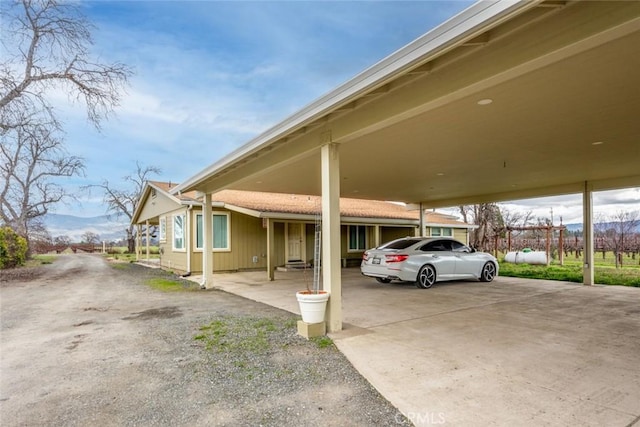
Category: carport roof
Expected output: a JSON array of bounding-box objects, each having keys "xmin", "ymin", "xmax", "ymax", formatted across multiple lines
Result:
[{"xmin": 174, "ymin": 0, "xmax": 640, "ymax": 207}]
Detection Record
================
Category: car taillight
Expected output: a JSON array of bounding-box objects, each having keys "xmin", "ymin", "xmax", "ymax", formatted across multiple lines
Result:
[
  {"xmin": 385, "ymin": 254, "xmax": 408, "ymax": 263},
  {"xmin": 362, "ymin": 252, "xmax": 369, "ymax": 261}
]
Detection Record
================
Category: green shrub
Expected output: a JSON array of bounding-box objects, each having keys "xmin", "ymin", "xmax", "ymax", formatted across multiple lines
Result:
[{"xmin": 0, "ymin": 227, "xmax": 28, "ymax": 269}]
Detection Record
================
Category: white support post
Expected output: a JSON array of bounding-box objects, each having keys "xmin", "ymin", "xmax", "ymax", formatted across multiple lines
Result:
[
  {"xmin": 374, "ymin": 225, "xmax": 381, "ymax": 248},
  {"xmin": 321, "ymin": 143, "xmax": 342, "ymax": 332},
  {"xmin": 582, "ymin": 182, "xmax": 594, "ymax": 285},
  {"xmin": 267, "ymin": 218, "xmax": 275, "ymax": 281},
  {"xmin": 135, "ymin": 224, "xmax": 141, "ymax": 261},
  {"xmin": 145, "ymin": 220, "xmax": 150, "ymax": 261},
  {"xmin": 185, "ymin": 208, "xmax": 191, "ymax": 273},
  {"xmin": 201, "ymin": 193, "xmax": 214, "ymax": 289},
  {"xmin": 418, "ymin": 202, "xmax": 424, "ymax": 237}
]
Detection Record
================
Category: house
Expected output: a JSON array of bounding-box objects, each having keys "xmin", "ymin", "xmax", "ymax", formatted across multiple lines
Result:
[{"xmin": 131, "ymin": 181, "xmax": 475, "ymax": 277}]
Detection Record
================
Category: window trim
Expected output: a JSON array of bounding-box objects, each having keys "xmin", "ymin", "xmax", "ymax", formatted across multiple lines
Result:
[
  {"xmin": 195, "ymin": 211, "xmax": 231, "ymax": 252},
  {"xmin": 159, "ymin": 216, "xmax": 166, "ymax": 242},
  {"xmin": 347, "ymin": 225, "xmax": 367, "ymax": 253},
  {"xmin": 430, "ymin": 227, "xmax": 453, "ymax": 237},
  {"xmin": 172, "ymin": 214, "xmax": 186, "ymax": 252}
]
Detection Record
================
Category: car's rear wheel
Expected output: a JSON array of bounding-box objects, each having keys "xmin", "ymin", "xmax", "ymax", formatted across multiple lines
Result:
[
  {"xmin": 480, "ymin": 262, "xmax": 496, "ymax": 282},
  {"xmin": 416, "ymin": 265, "xmax": 436, "ymax": 289},
  {"xmin": 375, "ymin": 277, "xmax": 391, "ymax": 284}
]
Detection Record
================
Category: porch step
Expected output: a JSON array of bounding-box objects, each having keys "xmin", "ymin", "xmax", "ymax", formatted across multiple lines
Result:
[{"xmin": 277, "ymin": 261, "xmax": 311, "ymax": 272}]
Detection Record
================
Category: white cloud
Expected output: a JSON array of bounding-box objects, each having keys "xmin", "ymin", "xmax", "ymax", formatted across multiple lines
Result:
[{"xmin": 38, "ymin": 0, "xmax": 638, "ymax": 225}]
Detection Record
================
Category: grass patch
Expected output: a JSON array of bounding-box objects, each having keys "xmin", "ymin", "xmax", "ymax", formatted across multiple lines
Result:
[
  {"xmin": 104, "ymin": 253, "xmax": 138, "ymax": 263},
  {"xmin": 145, "ymin": 277, "xmax": 199, "ymax": 292},
  {"xmin": 499, "ymin": 262, "xmax": 640, "ymax": 287},
  {"xmin": 195, "ymin": 316, "xmax": 283, "ymax": 353},
  {"xmin": 27, "ymin": 254, "xmax": 57, "ymax": 266},
  {"xmin": 311, "ymin": 335, "xmax": 334, "ymax": 348}
]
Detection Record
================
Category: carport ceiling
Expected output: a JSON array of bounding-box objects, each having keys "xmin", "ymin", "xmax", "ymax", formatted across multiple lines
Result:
[{"xmin": 185, "ymin": 1, "xmax": 640, "ymax": 207}]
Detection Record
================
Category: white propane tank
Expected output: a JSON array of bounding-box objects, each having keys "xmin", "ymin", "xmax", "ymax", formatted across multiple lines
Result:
[{"xmin": 504, "ymin": 250, "xmax": 547, "ymax": 265}]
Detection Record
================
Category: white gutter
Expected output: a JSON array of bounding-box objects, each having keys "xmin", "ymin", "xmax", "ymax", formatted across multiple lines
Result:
[
  {"xmin": 428, "ymin": 222, "xmax": 480, "ymax": 230},
  {"xmin": 174, "ymin": 0, "xmax": 539, "ymax": 195}
]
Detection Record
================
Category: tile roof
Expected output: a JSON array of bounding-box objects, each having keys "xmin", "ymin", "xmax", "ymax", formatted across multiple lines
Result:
[{"xmin": 150, "ymin": 181, "xmax": 468, "ymax": 225}]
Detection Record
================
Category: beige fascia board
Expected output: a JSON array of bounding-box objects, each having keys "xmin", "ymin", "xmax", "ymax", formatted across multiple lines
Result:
[
  {"xmin": 132, "ymin": 181, "xmax": 184, "ymax": 224},
  {"xmin": 588, "ymin": 175, "xmax": 640, "ymax": 193},
  {"xmin": 151, "ymin": 181, "xmax": 184, "ymax": 205},
  {"xmin": 412, "ymin": 182, "xmax": 587, "ymax": 209},
  {"xmin": 411, "ymin": 175, "xmax": 640, "ymax": 209},
  {"xmin": 190, "ymin": 202, "xmax": 422, "ymax": 225},
  {"xmin": 426, "ymin": 222, "xmax": 479, "ymax": 230},
  {"xmin": 220, "ymin": 204, "xmax": 262, "ymax": 218},
  {"xmin": 340, "ymin": 217, "xmax": 418, "ymax": 226},
  {"xmin": 131, "ymin": 185, "xmax": 152, "ymax": 225},
  {"xmin": 173, "ymin": 0, "xmax": 538, "ymax": 195},
  {"xmin": 260, "ymin": 212, "xmax": 420, "ymax": 226},
  {"xmin": 261, "ymin": 213, "xmax": 315, "ymax": 221}
]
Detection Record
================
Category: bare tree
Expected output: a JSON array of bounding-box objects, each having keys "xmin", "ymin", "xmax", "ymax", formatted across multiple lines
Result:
[
  {"xmin": 0, "ymin": 120, "xmax": 84, "ymax": 243},
  {"xmin": 80, "ymin": 230, "xmax": 99, "ymax": 244},
  {"xmin": 53, "ymin": 234, "xmax": 70, "ymax": 246},
  {"xmin": 27, "ymin": 218, "xmax": 52, "ymax": 253},
  {"xmin": 593, "ymin": 212, "xmax": 611, "ymax": 260},
  {"xmin": 606, "ymin": 210, "xmax": 640, "ymax": 268},
  {"xmin": 86, "ymin": 162, "xmax": 160, "ymax": 253},
  {"xmin": 459, "ymin": 203, "xmax": 503, "ymax": 251},
  {"xmin": 0, "ymin": 0, "xmax": 132, "ymax": 132},
  {"xmin": 500, "ymin": 207, "xmax": 534, "ymax": 230}
]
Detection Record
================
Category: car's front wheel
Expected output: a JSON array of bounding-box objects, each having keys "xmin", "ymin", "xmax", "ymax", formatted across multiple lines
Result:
[
  {"xmin": 416, "ymin": 265, "xmax": 436, "ymax": 289},
  {"xmin": 480, "ymin": 262, "xmax": 496, "ymax": 282},
  {"xmin": 376, "ymin": 277, "xmax": 391, "ymax": 284}
]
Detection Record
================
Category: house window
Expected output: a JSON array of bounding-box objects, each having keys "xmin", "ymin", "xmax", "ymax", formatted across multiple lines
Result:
[
  {"xmin": 173, "ymin": 214, "xmax": 185, "ymax": 251},
  {"xmin": 213, "ymin": 213, "xmax": 229, "ymax": 249},
  {"xmin": 348, "ymin": 225, "xmax": 367, "ymax": 252},
  {"xmin": 196, "ymin": 212, "xmax": 230, "ymax": 251},
  {"xmin": 195, "ymin": 214, "xmax": 203, "ymax": 249},
  {"xmin": 159, "ymin": 217, "xmax": 166, "ymax": 242},
  {"xmin": 430, "ymin": 227, "xmax": 453, "ymax": 237}
]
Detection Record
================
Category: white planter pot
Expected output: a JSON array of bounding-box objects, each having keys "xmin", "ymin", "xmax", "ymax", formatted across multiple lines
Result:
[{"xmin": 296, "ymin": 291, "xmax": 330, "ymax": 324}]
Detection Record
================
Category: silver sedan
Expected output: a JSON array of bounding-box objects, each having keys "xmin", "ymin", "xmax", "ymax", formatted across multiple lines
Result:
[{"xmin": 361, "ymin": 237, "xmax": 499, "ymax": 289}]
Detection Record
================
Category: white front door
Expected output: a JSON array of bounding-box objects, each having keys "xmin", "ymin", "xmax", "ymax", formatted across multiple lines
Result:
[{"xmin": 286, "ymin": 223, "xmax": 304, "ymax": 262}]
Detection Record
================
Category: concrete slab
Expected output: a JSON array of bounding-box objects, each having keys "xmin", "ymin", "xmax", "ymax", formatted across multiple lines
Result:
[{"xmin": 202, "ymin": 269, "xmax": 640, "ymax": 426}]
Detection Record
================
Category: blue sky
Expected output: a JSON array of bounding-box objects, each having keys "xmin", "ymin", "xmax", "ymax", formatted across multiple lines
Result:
[
  {"xmin": 50, "ymin": 1, "xmax": 638, "ymax": 223},
  {"xmin": 57, "ymin": 0, "xmax": 472, "ymax": 216}
]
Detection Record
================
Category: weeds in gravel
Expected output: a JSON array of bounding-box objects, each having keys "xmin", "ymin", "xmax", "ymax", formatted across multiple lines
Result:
[
  {"xmin": 145, "ymin": 277, "xmax": 200, "ymax": 292},
  {"xmin": 33, "ymin": 255, "xmax": 56, "ymax": 265},
  {"xmin": 24, "ymin": 255, "xmax": 56, "ymax": 267},
  {"xmin": 311, "ymin": 336, "xmax": 334, "ymax": 348},
  {"xmin": 194, "ymin": 315, "xmax": 327, "ymax": 382},
  {"xmin": 194, "ymin": 316, "xmax": 281, "ymax": 353}
]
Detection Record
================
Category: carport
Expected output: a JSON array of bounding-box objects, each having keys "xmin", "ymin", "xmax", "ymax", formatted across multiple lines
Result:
[
  {"xmin": 203, "ymin": 269, "xmax": 640, "ymax": 426},
  {"xmin": 175, "ymin": 0, "xmax": 640, "ymax": 333}
]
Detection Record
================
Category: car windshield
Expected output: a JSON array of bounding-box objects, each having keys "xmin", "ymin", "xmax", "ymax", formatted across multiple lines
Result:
[{"xmin": 378, "ymin": 238, "xmax": 424, "ymax": 250}]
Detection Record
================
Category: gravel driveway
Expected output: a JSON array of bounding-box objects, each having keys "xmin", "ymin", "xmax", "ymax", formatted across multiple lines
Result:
[{"xmin": 1, "ymin": 254, "xmax": 408, "ymax": 426}]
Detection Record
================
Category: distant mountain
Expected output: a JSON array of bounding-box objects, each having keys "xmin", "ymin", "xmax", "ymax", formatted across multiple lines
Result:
[
  {"xmin": 43, "ymin": 213, "xmax": 129, "ymax": 242},
  {"xmin": 564, "ymin": 223, "xmax": 582, "ymax": 233},
  {"xmin": 563, "ymin": 222, "xmax": 640, "ymax": 233}
]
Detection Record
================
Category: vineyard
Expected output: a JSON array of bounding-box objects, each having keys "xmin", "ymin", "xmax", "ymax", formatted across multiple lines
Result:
[{"xmin": 486, "ymin": 227, "xmax": 640, "ymax": 268}]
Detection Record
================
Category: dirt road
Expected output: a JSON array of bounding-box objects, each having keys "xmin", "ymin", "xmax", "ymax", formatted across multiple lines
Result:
[{"xmin": 1, "ymin": 254, "xmax": 407, "ymax": 426}]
